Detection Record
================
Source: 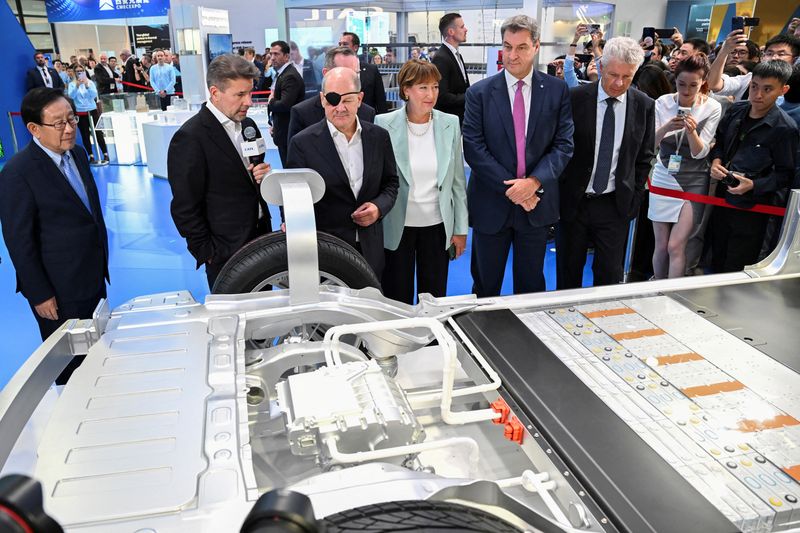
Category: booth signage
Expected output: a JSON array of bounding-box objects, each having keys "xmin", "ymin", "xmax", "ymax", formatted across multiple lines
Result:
[
  {"xmin": 45, "ymin": 0, "xmax": 169, "ymax": 23},
  {"xmin": 131, "ymin": 24, "xmax": 171, "ymax": 51}
]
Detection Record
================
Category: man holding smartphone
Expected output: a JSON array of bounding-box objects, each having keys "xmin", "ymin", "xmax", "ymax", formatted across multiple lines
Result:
[
  {"xmin": 708, "ymin": 61, "xmax": 797, "ymax": 273},
  {"xmin": 709, "ymin": 32, "xmax": 800, "ymax": 101}
]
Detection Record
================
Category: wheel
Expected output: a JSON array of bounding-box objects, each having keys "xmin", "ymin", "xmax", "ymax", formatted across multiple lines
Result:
[
  {"xmin": 212, "ymin": 231, "xmax": 381, "ymax": 294},
  {"xmin": 321, "ymin": 500, "xmax": 523, "ymax": 532}
]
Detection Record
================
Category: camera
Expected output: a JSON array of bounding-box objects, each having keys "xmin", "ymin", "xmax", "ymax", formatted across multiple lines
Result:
[
  {"xmin": 589, "ymin": 24, "xmax": 601, "ymax": 34},
  {"xmin": 721, "ymin": 172, "xmax": 741, "ymax": 188}
]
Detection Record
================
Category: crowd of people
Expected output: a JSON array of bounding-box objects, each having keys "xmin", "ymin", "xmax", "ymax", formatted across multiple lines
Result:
[{"xmin": 3, "ymin": 14, "xmax": 800, "ymax": 378}]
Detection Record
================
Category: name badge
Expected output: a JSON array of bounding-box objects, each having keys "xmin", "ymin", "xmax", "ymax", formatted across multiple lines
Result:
[
  {"xmin": 667, "ymin": 154, "xmax": 682, "ymax": 174},
  {"xmin": 241, "ymin": 138, "xmax": 266, "ymax": 157}
]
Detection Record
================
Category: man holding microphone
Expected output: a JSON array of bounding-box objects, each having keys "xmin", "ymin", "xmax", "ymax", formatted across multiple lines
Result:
[{"xmin": 167, "ymin": 54, "xmax": 272, "ymax": 288}]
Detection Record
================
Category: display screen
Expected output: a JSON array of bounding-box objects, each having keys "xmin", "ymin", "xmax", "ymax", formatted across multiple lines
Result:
[{"xmin": 207, "ymin": 33, "xmax": 233, "ymax": 64}]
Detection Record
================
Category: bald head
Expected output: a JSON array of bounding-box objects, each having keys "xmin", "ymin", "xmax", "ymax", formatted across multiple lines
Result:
[{"xmin": 321, "ymin": 66, "xmax": 361, "ymax": 94}]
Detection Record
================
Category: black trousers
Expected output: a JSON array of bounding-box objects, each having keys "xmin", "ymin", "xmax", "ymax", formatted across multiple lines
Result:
[
  {"xmin": 205, "ymin": 260, "xmax": 224, "ymax": 290},
  {"xmin": 77, "ymin": 108, "xmax": 108, "ymax": 159},
  {"xmin": 557, "ymin": 192, "xmax": 629, "ymax": 289},
  {"xmin": 30, "ymin": 289, "xmax": 105, "ymax": 385},
  {"xmin": 710, "ymin": 206, "xmax": 769, "ymax": 273},
  {"xmin": 471, "ymin": 207, "xmax": 548, "ymax": 297},
  {"xmin": 383, "ymin": 223, "xmax": 449, "ymax": 305}
]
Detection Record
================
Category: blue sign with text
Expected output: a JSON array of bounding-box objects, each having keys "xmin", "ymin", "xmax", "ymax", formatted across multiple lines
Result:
[{"xmin": 45, "ymin": 0, "xmax": 168, "ymax": 22}]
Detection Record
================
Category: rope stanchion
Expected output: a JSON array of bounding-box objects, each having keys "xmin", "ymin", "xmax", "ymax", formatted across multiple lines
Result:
[{"xmin": 648, "ymin": 178, "xmax": 786, "ymax": 217}]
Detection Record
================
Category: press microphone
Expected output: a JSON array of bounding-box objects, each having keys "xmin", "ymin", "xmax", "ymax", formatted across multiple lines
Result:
[{"xmin": 241, "ymin": 124, "xmax": 266, "ymax": 168}]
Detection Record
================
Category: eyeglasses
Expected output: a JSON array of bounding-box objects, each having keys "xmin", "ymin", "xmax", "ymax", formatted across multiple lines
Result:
[
  {"xmin": 764, "ymin": 50, "xmax": 793, "ymax": 59},
  {"xmin": 730, "ymin": 49, "xmax": 749, "ymax": 56},
  {"xmin": 40, "ymin": 116, "xmax": 79, "ymax": 130},
  {"xmin": 324, "ymin": 91, "xmax": 360, "ymax": 106}
]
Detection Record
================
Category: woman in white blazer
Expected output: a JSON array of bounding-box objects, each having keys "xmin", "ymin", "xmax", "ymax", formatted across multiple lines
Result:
[{"xmin": 376, "ymin": 59, "xmax": 468, "ymax": 304}]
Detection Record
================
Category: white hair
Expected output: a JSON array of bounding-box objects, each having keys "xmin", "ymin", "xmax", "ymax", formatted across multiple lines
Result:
[{"xmin": 601, "ymin": 36, "xmax": 645, "ymax": 68}]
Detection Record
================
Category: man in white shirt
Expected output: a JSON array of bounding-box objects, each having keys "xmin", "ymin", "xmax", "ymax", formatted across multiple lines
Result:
[
  {"xmin": 94, "ymin": 53, "xmax": 119, "ymax": 95},
  {"xmin": 167, "ymin": 54, "xmax": 272, "ymax": 288},
  {"xmin": 709, "ymin": 33, "xmax": 799, "ymax": 101},
  {"xmin": 286, "ymin": 67, "xmax": 399, "ymax": 277},
  {"xmin": 433, "ymin": 12, "xmax": 470, "ymax": 123}
]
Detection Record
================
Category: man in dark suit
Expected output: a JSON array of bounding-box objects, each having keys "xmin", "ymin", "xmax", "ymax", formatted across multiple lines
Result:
[
  {"xmin": 287, "ymin": 46, "xmax": 376, "ymax": 144},
  {"xmin": 25, "ymin": 52, "xmax": 64, "ymax": 92},
  {"xmin": 267, "ymin": 40, "xmax": 305, "ymax": 165},
  {"xmin": 168, "ymin": 54, "xmax": 272, "ymax": 288},
  {"xmin": 93, "ymin": 53, "xmax": 119, "ymax": 94},
  {"xmin": 463, "ymin": 15, "xmax": 574, "ymax": 297},
  {"xmin": 244, "ymin": 47, "xmax": 265, "ymax": 91},
  {"xmin": 339, "ymin": 32, "xmax": 389, "ymax": 114},
  {"xmin": 289, "ymin": 41, "xmax": 320, "ymax": 99},
  {"xmin": 557, "ymin": 37, "xmax": 655, "ymax": 289},
  {"xmin": 0, "ymin": 88, "xmax": 108, "ymax": 384},
  {"xmin": 287, "ymin": 67, "xmax": 399, "ymax": 278},
  {"xmin": 433, "ymin": 13, "xmax": 470, "ymax": 123}
]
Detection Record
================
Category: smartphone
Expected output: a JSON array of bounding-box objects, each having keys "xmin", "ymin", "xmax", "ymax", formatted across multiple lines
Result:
[
  {"xmin": 655, "ymin": 28, "xmax": 675, "ymax": 38},
  {"xmin": 575, "ymin": 53, "xmax": 593, "ymax": 63},
  {"xmin": 547, "ymin": 63, "xmax": 557, "ymax": 76},
  {"xmin": 721, "ymin": 172, "xmax": 741, "ymax": 188},
  {"xmin": 744, "ymin": 17, "xmax": 760, "ymax": 27},
  {"xmin": 732, "ymin": 17, "xmax": 745, "ymax": 32},
  {"xmin": 677, "ymin": 107, "xmax": 691, "ymax": 118},
  {"xmin": 642, "ymin": 27, "xmax": 656, "ymax": 41},
  {"xmin": 448, "ymin": 243, "xmax": 457, "ymax": 261},
  {"xmin": 589, "ymin": 24, "xmax": 601, "ymax": 34}
]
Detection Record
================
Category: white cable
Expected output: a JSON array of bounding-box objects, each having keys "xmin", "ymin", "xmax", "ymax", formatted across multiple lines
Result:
[{"xmin": 325, "ymin": 436, "xmax": 480, "ymax": 476}]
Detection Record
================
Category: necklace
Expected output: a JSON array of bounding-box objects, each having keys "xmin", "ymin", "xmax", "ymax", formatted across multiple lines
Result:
[{"xmin": 406, "ymin": 111, "xmax": 433, "ymax": 136}]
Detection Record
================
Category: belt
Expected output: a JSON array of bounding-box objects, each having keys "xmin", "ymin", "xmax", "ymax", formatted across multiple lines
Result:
[{"xmin": 583, "ymin": 190, "xmax": 615, "ymax": 200}]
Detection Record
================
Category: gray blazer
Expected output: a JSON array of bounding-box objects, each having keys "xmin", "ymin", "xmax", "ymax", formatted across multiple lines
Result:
[{"xmin": 376, "ymin": 109, "xmax": 468, "ymax": 251}]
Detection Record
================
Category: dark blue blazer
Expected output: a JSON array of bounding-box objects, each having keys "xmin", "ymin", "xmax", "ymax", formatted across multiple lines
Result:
[
  {"xmin": 463, "ymin": 69, "xmax": 574, "ymax": 233},
  {"xmin": 0, "ymin": 142, "xmax": 108, "ymax": 306},
  {"xmin": 25, "ymin": 66, "xmax": 64, "ymax": 92}
]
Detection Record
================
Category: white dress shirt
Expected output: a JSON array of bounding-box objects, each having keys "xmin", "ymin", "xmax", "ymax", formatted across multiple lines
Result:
[
  {"xmin": 504, "ymin": 68, "xmax": 533, "ymax": 132},
  {"xmin": 40, "ymin": 66, "xmax": 52, "ymax": 88},
  {"xmin": 441, "ymin": 40, "xmax": 466, "ymax": 81},
  {"xmin": 716, "ymin": 72, "xmax": 751, "ymax": 101},
  {"xmin": 206, "ymin": 101, "xmax": 248, "ymax": 170},
  {"xmin": 405, "ymin": 120, "xmax": 442, "ymax": 227},
  {"xmin": 327, "ymin": 117, "xmax": 364, "ymax": 199},
  {"xmin": 586, "ymin": 83, "xmax": 627, "ymax": 194}
]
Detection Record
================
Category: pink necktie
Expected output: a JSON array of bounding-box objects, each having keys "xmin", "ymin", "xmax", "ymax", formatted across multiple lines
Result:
[{"xmin": 512, "ymin": 79, "xmax": 526, "ymax": 178}]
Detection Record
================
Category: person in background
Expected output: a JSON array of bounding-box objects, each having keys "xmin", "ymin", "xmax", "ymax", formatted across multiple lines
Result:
[
  {"xmin": 649, "ymin": 54, "xmax": 721, "ymax": 279},
  {"xmin": 780, "ymin": 64, "xmax": 800, "ymax": 126},
  {"xmin": 286, "ymin": 67, "xmax": 399, "ymax": 278},
  {"xmin": 172, "ymin": 52, "xmax": 182, "ymax": 95},
  {"xmin": 52, "ymin": 59, "xmax": 70, "ymax": 87},
  {"xmin": 410, "ymin": 47, "xmax": 422, "ymax": 61},
  {"xmin": 26, "ymin": 52, "xmax": 64, "ymax": 92},
  {"xmin": 709, "ymin": 32, "xmax": 799, "ymax": 101},
  {"xmin": 94, "ymin": 53, "xmax": 119, "ymax": 95},
  {"xmin": 675, "ymin": 38, "xmax": 711, "ymax": 62},
  {"xmin": 149, "ymin": 50, "xmax": 176, "ymax": 110},
  {"xmin": 463, "ymin": 15, "xmax": 574, "ymax": 296},
  {"xmin": 373, "ymin": 54, "xmax": 383, "ymax": 65},
  {"xmin": 267, "ymin": 40, "xmax": 305, "ymax": 165},
  {"xmin": 432, "ymin": 12, "xmax": 470, "ymax": 124},
  {"xmin": 708, "ymin": 60, "xmax": 797, "ymax": 273},
  {"xmin": 564, "ymin": 24, "xmax": 592, "ymax": 88},
  {"xmin": 0, "ymin": 88, "xmax": 108, "ymax": 384},
  {"xmin": 726, "ymin": 39, "xmax": 761, "ymax": 68},
  {"xmin": 385, "ymin": 50, "xmax": 396, "ymax": 64},
  {"xmin": 287, "ymin": 46, "xmax": 376, "ymax": 143},
  {"xmin": 557, "ymin": 37, "xmax": 655, "ymax": 289},
  {"xmin": 289, "ymin": 40, "xmax": 320, "ymax": 98},
  {"xmin": 243, "ymin": 47, "xmax": 265, "ymax": 91},
  {"xmin": 634, "ymin": 63, "xmax": 672, "ymax": 98},
  {"xmin": 340, "ymin": 31, "xmax": 389, "ymax": 114},
  {"xmin": 86, "ymin": 58, "xmax": 96, "ymax": 80},
  {"xmin": 376, "ymin": 60, "xmax": 467, "ymax": 304},
  {"xmin": 67, "ymin": 64, "xmax": 108, "ymax": 162}
]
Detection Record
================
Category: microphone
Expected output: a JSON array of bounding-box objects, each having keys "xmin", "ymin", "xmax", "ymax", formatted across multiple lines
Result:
[{"xmin": 241, "ymin": 124, "xmax": 266, "ymax": 168}]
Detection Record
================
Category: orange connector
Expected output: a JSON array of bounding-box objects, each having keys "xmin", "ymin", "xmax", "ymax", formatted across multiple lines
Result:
[
  {"xmin": 504, "ymin": 416, "xmax": 525, "ymax": 445},
  {"xmin": 491, "ymin": 397, "xmax": 510, "ymax": 425}
]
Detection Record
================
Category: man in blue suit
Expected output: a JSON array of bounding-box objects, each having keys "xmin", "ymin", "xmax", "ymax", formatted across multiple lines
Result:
[
  {"xmin": 0, "ymin": 88, "xmax": 109, "ymax": 384},
  {"xmin": 463, "ymin": 15, "xmax": 574, "ymax": 296}
]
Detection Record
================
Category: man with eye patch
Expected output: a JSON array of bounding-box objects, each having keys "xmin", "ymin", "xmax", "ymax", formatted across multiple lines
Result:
[{"xmin": 286, "ymin": 67, "xmax": 399, "ymax": 278}]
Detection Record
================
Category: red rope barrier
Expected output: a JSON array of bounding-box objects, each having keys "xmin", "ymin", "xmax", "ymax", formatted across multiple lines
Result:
[{"xmin": 648, "ymin": 178, "xmax": 786, "ymax": 217}]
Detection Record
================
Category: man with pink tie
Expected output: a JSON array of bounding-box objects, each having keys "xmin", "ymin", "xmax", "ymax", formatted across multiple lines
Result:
[{"xmin": 462, "ymin": 15, "xmax": 574, "ymax": 296}]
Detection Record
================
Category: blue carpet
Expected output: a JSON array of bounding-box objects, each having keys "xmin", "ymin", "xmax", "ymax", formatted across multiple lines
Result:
[{"xmin": 0, "ymin": 151, "xmax": 593, "ymax": 389}]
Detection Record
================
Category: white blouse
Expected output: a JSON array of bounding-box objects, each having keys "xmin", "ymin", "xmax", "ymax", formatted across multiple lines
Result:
[{"xmin": 405, "ymin": 120, "xmax": 442, "ymax": 227}]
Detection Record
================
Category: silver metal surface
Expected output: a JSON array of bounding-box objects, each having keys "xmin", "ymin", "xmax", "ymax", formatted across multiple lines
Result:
[
  {"xmin": 748, "ymin": 189, "xmax": 800, "ymax": 278},
  {"xmin": 260, "ymin": 168, "xmax": 326, "ymax": 206}
]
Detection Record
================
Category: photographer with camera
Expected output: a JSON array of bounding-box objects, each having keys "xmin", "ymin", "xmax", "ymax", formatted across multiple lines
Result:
[{"xmin": 708, "ymin": 60, "xmax": 797, "ymax": 273}]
